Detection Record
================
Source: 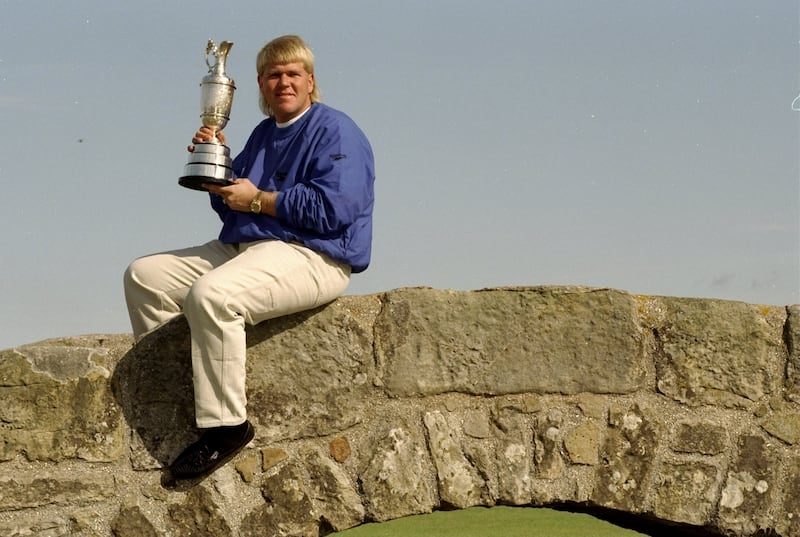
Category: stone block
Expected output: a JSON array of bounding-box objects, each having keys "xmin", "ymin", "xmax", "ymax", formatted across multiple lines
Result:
[
  {"xmin": 671, "ymin": 420, "xmax": 728, "ymax": 455},
  {"xmin": 761, "ymin": 410, "xmax": 800, "ymax": 445},
  {"xmin": 361, "ymin": 421, "xmax": 437, "ymax": 521},
  {"xmin": 235, "ymin": 452, "xmax": 260, "ymax": 483},
  {"xmin": 649, "ymin": 298, "xmax": 786, "ymax": 407},
  {"xmin": 0, "ymin": 338, "xmax": 127, "ymax": 463},
  {"xmin": 330, "ymin": 436, "xmax": 352, "ymax": 463},
  {"xmin": 262, "ymin": 447, "xmax": 289, "ymax": 471},
  {"xmin": 111, "ymin": 505, "xmax": 159, "ymax": 537},
  {"xmin": 376, "ymin": 286, "xmax": 645, "ymax": 397},
  {"xmin": 718, "ymin": 435, "xmax": 778, "ymax": 536},
  {"xmin": 424, "ymin": 410, "xmax": 488, "ymax": 508},
  {"xmin": 0, "ymin": 473, "xmax": 116, "ymax": 511},
  {"xmin": 491, "ymin": 406, "xmax": 532, "ymax": 505},
  {"xmin": 564, "ymin": 421, "xmax": 602, "ymax": 465},
  {"xmin": 302, "ymin": 449, "xmax": 365, "ymax": 532},
  {"xmin": 533, "ymin": 410, "xmax": 565, "ymax": 479},
  {"xmin": 651, "ymin": 461, "xmax": 720, "ymax": 526},
  {"xmin": 167, "ymin": 486, "xmax": 235, "ymax": 537},
  {"xmin": 592, "ymin": 404, "xmax": 659, "ymax": 512},
  {"xmin": 241, "ymin": 462, "xmax": 319, "ymax": 537},
  {"xmin": 245, "ymin": 296, "xmax": 380, "ymax": 442},
  {"xmin": 778, "ymin": 455, "xmax": 800, "ymax": 537}
]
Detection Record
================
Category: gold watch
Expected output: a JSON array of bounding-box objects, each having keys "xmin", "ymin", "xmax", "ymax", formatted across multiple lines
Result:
[{"xmin": 249, "ymin": 191, "xmax": 262, "ymax": 214}]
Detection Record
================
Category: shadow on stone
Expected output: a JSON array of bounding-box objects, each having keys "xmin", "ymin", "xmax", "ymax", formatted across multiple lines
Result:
[
  {"xmin": 111, "ymin": 317, "xmax": 196, "ymax": 470},
  {"xmin": 553, "ymin": 503, "xmax": 729, "ymax": 537},
  {"xmin": 109, "ymin": 307, "xmax": 328, "ymax": 471}
]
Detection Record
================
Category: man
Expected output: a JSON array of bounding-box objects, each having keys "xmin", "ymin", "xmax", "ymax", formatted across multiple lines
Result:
[{"xmin": 123, "ymin": 35, "xmax": 375, "ymax": 480}]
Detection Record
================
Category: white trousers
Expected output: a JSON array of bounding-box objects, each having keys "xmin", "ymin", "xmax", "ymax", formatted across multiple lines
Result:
[{"xmin": 123, "ymin": 239, "xmax": 351, "ymax": 428}]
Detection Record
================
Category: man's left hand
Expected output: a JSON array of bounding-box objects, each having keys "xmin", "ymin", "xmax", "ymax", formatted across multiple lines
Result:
[{"xmin": 204, "ymin": 179, "xmax": 260, "ymax": 212}]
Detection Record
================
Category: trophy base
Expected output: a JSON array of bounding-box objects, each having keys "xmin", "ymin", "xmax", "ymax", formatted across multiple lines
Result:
[
  {"xmin": 179, "ymin": 142, "xmax": 234, "ymax": 191},
  {"xmin": 178, "ymin": 175, "xmax": 233, "ymax": 191}
]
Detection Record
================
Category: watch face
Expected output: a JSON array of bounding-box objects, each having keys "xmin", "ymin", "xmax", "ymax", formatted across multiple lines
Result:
[{"xmin": 251, "ymin": 200, "xmax": 261, "ymax": 213}]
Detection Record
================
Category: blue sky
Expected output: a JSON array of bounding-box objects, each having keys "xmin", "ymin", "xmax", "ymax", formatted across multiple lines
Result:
[{"xmin": 1, "ymin": 0, "xmax": 798, "ymax": 349}]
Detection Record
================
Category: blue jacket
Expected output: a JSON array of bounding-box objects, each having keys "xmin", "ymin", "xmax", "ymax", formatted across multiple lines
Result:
[{"xmin": 211, "ymin": 103, "xmax": 375, "ymax": 272}]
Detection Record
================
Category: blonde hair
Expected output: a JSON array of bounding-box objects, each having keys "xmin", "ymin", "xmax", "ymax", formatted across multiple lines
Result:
[{"xmin": 256, "ymin": 35, "xmax": 321, "ymax": 117}]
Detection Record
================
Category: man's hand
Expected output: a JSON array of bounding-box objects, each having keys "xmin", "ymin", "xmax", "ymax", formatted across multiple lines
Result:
[
  {"xmin": 204, "ymin": 178, "xmax": 259, "ymax": 211},
  {"xmin": 204, "ymin": 179, "xmax": 277, "ymax": 217},
  {"xmin": 187, "ymin": 126, "xmax": 227, "ymax": 152}
]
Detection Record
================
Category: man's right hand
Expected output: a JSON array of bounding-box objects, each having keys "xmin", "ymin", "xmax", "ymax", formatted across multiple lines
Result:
[{"xmin": 187, "ymin": 126, "xmax": 227, "ymax": 152}]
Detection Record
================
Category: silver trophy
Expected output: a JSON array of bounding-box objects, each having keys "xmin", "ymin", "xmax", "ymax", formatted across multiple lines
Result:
[{"xmin": 179, "ymin": 39, "xmax": 236, "ymax": 191}]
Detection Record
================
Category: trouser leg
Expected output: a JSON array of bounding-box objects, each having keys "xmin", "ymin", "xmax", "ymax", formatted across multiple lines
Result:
[
  {"xmin": 123, "ymin": 240, "xmax": 238, "ymax": 340},
  {"xmin": 183, "ymin": 240, "xmax": 351, "ymax": 428}
]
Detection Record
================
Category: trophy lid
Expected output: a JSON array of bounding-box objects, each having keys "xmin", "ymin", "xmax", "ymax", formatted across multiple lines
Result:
[{"xmin": 206, "ymin": 40, "xmax": 233, "ymax": 77}]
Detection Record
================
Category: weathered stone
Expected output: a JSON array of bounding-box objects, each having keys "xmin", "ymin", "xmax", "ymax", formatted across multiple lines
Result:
[
  {"xmin": 302, "ymin": 449, "xmax": 365, "ymax": 532},
  {"xmin": 0, "ymin": 516, "xmax": 74, "ymax": 537},
  {"xmin": 460, "ymin": 439, "xmax": 498, "ymax": 502},
  {"xmin": 649, "ymin": 298, "xmax": 786, "ymax": 407},
  {"xmin": 575, "ymin": 394, "xmax": 607, "ymax": 419},
  {"xmin": 787, "ymin": 305, "xmax": 800, "ymax": 401},
  {"xmin": 491, "ymin": 407, "xmax": 532, "ymax": 504},
  {"xmin": 110, "ymin": 505, "xmax": 158, "ymax": 537},
  {"xmin": 235, "ymin": 452, "xmax": 260, "ymax": 483},
  {"xmin": 592, "ymin": 404, "xmax": 659, "ymax": 513},
  {"xmin": 0, "ymin": 474, "xmax": 116, "ymax": 511},
  {"xmin": 423, "ymin": 411, "xmax": 488, "ymax": 508},
  {"xmin": 671, "ymin": 421, "xmax": 728, "ymax": 455},
  {"xmin": 761, "ymin": 410, "xmax": 800, "ymax": 445},
  {"xmin": 376, "ymin": 287, "xmax": 645, "ymax": 397},
  {"xmin": 564, "ymin": 421, "xmax": 602, "ymax": 465},
  {"xmin": 778, "ymin": 455, "xmax": 800, "ymax": 537},
  {"xmin": 518, "ymin": 394, "xmax": 544, "ymax": 414},
  {"xmin": 0, "ymin": 289, "xmax": 798, "ymax": 537},
  {"xmin": 533, "ymin": 410, "xmax": 565, "ymax": 479},
  {"xmin": 753, "ymin": 403, "xmax": 770, "ymax": 418},
  {"xmin": 361, "ymin": 422, "xmax": 437, "ymax": 522},
  {"xmin": 718, "ymin": 435, "xmax": 777, "ymax": 536},
  {"xmin": 167, "ymin": 486, "xmax": 234, "ymax": 537},
  {"xmin": 330, "ymin": 436, "xmax": 351, "ymax": 463},
  {"xmin": 262, "ymin": 447, "xmax": 289, "ymax": 470},
  {"xmin": 71, "ymin": 507, "xmax": 100, "ymax": 533},
  {"xmin": 651, "ymin": 461, "xmax": 720, "ymax": 526},
  {"xmin": 462, "ymin": 410, "xmax": 491, "ymax": 439},
  {"xmin": 0, "ymin": 341, "xmax": 126, "ymax": 463},
  {"xmin": 241, "ymin": 462, "xmax": 318, "ymax": 537},
  {"xmin": 245, "ymin": 297, "xmax": 379, "ymax": 442}
]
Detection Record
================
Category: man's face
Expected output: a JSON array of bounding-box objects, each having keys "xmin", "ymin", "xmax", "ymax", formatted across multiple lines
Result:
[{"xmin": 258, "ymin": 62, "xmax": 315, "ymax": 123}]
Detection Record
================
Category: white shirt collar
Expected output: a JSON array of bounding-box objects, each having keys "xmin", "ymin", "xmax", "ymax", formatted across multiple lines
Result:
[{"xmin": 276, "ymin": 105, "xmax": 312, "ymax": 128}]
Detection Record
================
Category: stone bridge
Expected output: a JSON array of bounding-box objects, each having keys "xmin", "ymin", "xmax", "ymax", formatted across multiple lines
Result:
[{"xmin": 1, "ymin": 286, "xmax": 799, "ymax": 537}]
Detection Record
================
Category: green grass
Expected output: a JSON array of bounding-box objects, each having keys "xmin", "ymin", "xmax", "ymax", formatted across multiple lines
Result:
[{"xmin": 330, "ymin": 506, "xmax": 648, "ymax": 537}]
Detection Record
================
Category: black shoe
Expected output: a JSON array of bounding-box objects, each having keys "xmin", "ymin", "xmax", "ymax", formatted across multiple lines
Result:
[{"xmin": 169, "ymin": 421, "xmax": 255, "ymax": 480}]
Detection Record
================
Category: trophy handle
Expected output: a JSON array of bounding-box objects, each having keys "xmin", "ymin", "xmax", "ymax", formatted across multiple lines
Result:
[{"xmin": 205, "ymin": 40, "xmax": 234, "ymax": 75}]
